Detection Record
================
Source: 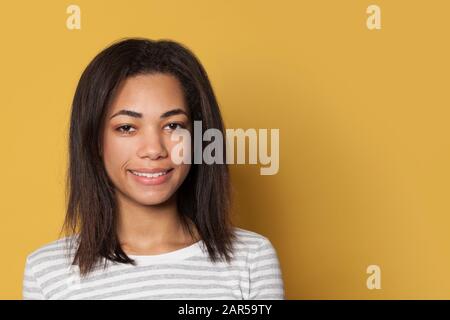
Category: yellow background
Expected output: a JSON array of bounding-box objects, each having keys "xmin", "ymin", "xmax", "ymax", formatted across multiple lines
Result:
[{"xmin": 1, "ymin": 0, "xmax": 450, "ymax": 299}]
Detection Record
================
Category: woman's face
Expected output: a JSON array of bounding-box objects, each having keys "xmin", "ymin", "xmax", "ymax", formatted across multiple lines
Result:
[{"xmin": 102, "ymin": 73, "xmax": 192, "ymax": 206}]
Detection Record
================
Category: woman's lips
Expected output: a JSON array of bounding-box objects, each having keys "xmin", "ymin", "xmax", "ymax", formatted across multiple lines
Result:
[{"xmin": 128, "ymin": 168, "xmax": 174, "ymax": 186}]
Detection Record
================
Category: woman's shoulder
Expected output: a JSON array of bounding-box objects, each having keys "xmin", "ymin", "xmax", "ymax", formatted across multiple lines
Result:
[
  {"xmin": 232, "ymin": 227, "xmax": 285, "ymax": 299},
  {"xmin": 25, "ymin": 235, "xmax": 79, "ymax": 267},
  {"xmin": 232, "ymin": 227, "xmax": 275, "ymax": 252},
  {"xmin": 231, "ymin": 227, "xmax": 283, "ymax": 279}
]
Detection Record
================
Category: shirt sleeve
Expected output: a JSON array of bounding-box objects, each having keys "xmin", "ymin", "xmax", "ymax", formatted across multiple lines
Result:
[
  {"xmin": 22, "ymin": 255, "xmax": 46, "ymax": 300},
  {"xmin": 248, "ymin": 236, "xmax": 285, "ymax": 299}
]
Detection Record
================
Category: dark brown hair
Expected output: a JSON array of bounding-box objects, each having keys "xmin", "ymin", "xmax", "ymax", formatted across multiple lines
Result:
[{"xmin": 60, "ymin": 37, "xmax": 237, "ymax": 277}]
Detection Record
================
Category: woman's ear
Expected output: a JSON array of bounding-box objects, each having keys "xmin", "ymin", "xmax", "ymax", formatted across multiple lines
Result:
[{"xmin": 98, "ymin": 141, "xmax": 103, "ymax": 158}]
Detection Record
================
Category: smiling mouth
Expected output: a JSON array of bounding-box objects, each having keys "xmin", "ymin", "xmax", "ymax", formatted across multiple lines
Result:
[{"xmin": 128, "ymin": 168, "xmax": 174, "ymax": 178}]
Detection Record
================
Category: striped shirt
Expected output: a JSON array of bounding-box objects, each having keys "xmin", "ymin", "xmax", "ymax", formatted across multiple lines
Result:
[{"xmin": 22, "ymin": 227, "xmax": 285, "ymax": 300}]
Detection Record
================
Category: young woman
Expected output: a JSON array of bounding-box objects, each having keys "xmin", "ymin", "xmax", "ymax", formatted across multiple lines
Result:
[{"xmin": 22, "ymin": 38, "xmax": 285, "ymax": 300}]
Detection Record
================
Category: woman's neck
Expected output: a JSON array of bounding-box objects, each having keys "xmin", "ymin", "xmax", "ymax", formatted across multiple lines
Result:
[{"xmin": 115, "ymin": 192, "xmax": 199, "ymax": 255}]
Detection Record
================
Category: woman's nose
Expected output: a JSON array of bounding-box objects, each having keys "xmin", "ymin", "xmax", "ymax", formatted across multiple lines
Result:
[{"xmin": 136, "ymin": 128, "xmax": 168, "ymax": 160}]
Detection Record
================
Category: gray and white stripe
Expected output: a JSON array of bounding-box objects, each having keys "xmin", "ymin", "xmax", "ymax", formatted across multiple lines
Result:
[{"xmin": 22, "ymin": 227, "xmax": 285, "ymax": 300}]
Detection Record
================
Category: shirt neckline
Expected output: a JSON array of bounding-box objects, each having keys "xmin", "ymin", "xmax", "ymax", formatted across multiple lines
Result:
[{"xmin": 126, "ymin": 240, "xmax": 205, "ymax": 264}]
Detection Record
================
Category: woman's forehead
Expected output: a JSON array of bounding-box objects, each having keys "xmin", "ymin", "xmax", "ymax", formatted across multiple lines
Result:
[{"xmin": 108, "ymin": 73, "xmax": 188, "ymax": 118}]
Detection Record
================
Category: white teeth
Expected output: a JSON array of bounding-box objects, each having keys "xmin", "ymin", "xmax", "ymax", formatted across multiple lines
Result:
[{"xmin": 130, "ymin": 170, "xmax": 169, "ymax": 178}]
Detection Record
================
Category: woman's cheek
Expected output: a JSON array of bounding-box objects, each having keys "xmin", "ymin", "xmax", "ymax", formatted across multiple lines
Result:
[
  {"xmin": 169, "ymin": 139, "xmax": 192, "ymax": 171},
  {"xmin": 103, "ymin": 137, "xmax": 132, "ymax": 178},
  {"xmin": 178, "ymin": 163, "xmax": 191, "ymax": 180}
]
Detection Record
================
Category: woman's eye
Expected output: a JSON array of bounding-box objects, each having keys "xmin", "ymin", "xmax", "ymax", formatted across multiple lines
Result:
[
  {"xmin": 164, "ymin": 123, "xmax": 185, "ymax": 131},
  {"xmin": 116, "ymin": 125, "xmax": 136, "ymax": 135}
]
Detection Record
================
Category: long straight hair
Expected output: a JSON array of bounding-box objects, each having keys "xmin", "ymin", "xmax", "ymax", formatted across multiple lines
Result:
[{"xmin": 60, "ymin": 37, "xmax": 237, "ymax": 277}]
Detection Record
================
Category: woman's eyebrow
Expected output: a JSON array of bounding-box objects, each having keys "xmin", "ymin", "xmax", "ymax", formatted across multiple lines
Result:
[
  {"xmin": 109, "ymin": 108, "xmax": 188, "ymax": 119},
  {"xmin": 160, "ymin": 108, "xmax": 189, "ymax": 119},
  {"xmin": 109, "ymin": 109, "xmax": 142, "ymax": 119}
]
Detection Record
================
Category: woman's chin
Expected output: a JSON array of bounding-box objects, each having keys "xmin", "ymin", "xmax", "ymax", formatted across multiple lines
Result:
[{"xmin": 133, "ymin": 192, "xmax": 174, "ymax": 206}]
